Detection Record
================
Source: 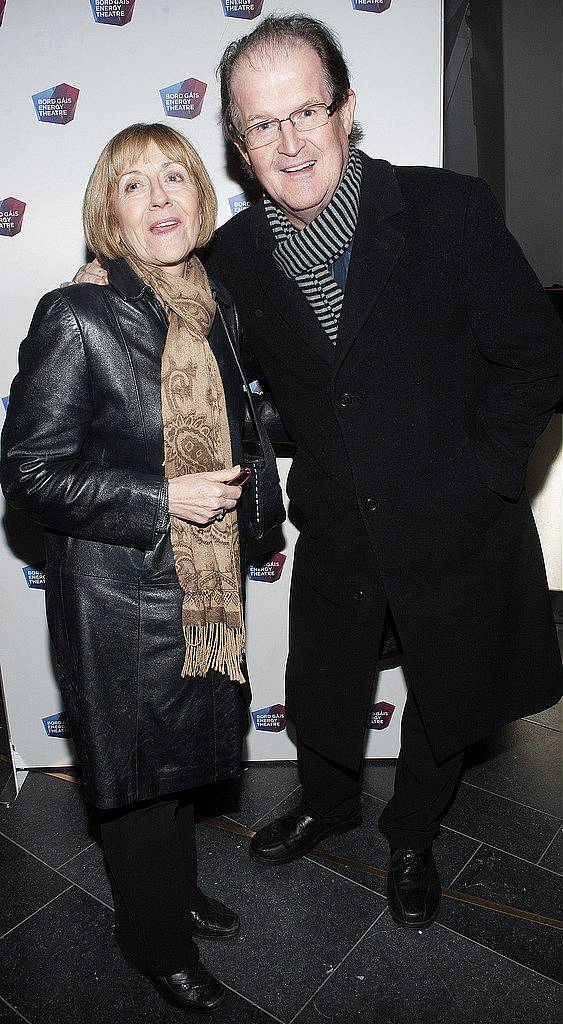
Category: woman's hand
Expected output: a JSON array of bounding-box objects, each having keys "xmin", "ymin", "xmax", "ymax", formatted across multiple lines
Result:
[
  {"xmin": 72, "ymin": 258, "xmax": 109, "ymax": 286},
  {"xmin": 168, "ymin": 467, "xmax": 244, "ymax": 526}
]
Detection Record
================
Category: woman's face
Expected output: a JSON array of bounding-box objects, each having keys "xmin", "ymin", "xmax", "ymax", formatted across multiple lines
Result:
[{"xmin": 113, "ymin": 141, "xmax": 202, "ymax": 276}]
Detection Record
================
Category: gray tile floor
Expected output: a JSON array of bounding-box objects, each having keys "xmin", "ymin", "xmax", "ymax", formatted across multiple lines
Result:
[{"xmin": 0, "ymin": 705, "xmax": 561, "ymax": 1024}]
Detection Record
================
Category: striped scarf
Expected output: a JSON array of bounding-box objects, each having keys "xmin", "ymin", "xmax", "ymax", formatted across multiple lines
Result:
[{"xmin": 265, "ymin": 146, "xmax": 362, "ymax": 344}]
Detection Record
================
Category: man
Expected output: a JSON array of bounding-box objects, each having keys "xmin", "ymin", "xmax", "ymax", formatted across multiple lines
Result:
[{"xmin": 76, "ymin": 15, "xmax": 562, "ymax": 929}]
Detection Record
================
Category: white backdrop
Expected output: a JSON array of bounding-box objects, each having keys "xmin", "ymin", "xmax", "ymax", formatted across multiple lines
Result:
[{"xmin": 0, "ymin": 0, "xmax": 444, "ymax": 779}]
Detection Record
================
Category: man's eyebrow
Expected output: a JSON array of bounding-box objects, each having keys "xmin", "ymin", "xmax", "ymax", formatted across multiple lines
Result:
[{"xmin": 246, "ymin": 99, "xmax": 321, "ymax": 124}]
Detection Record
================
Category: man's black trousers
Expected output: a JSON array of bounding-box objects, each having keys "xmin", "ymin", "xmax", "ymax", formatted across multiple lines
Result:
[
  {"xmin": 288, "ymin": 520, "xmax": 464, "ymax": 847},
  {"xmin": 298, "ymin": 684, "xmax": 465, "ymax": 849},
  {"xmin": 288, "ymin": 527, "xmax": 465, "ymax": 847}
]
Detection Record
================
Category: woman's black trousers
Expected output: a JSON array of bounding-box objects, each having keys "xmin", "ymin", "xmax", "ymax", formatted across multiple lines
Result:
[{"xmin": 98, "ymin": 792, "xmax": 207, "ymax": 974}]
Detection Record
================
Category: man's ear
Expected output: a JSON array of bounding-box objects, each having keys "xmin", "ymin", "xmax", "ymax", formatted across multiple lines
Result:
[
  {"xmin": 233, "ymin": 138, "xmax": 251, "ymax": 169},
  {"xmin": 341, "ymin": 89, "xmax": 357, "ymax": 137}
]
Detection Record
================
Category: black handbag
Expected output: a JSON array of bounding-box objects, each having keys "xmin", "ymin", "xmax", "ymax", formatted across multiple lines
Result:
[{"xmin": 216, "ymin": 304, "xmax": 286, "ymax": 540}]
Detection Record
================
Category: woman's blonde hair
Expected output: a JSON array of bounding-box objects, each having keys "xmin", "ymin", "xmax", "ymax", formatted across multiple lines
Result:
[{"xmin": 83, "ymin": 123, "xmax": 217, "ymax": 259}]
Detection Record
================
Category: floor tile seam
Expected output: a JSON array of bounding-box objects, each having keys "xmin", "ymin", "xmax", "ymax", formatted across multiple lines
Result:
[
  {"xmin": 536, "ymin": 828, "xmax": 562, "ymax": 867},
  {"xmin": 433, "ymin": 975, "xmax": 471, "ymax": 1019},
  {"xmin": 439, "ymin": 824, "xmax": 563, "ymax": 876},
  {"xmin": 56, "ymin": 841, "xmax": 97, "ymax": 869},
  {"xmin": 360, "ymin": 790, "xmax": 387, "ymax": 809},
  {"xmin": 287, "ymin": 907, "xmax": 389, "ymax": 1024},
  {"xmin": 309, "ymin": 819, "xmax": 561, "ymax": 885},
  {"xmin": 0, "ymin": 885, "xmax": 74, "ymax": 944},
  {"xmin": 0, "ymin": 995, "xmax": 33, "ymax": 1024},
  {"xmin": 446, "ymin": 842, "xmax": 483, "ymax": 889},
  {"xmin": 362, "ymin": 779, "xmax": 563, "ymax": 823},
  {"xmin": 248, "ymin": 784, "xmax": 302, "ymax": 830},
  {"xmin": 521, "ymin": 717, "xmax": 562, "ymax": 734},
  {"xmin": 54, "ymin": 871, "xmax": 114, "ymax": 911},
  {"xmin": 460, "ymin": 779, "xmax": 562, "ymax": 820},
  {"xmin": 0, "ymin": 830, "xmax": 77, "ymax": 882},
  {"xmin": 220, "ymin": 982, "xmax": 285, "ymax": 1023},
  {"xmin": 306, "ymin": 853, "xmax": 389, "ymax": 900},
  {"xmin": 0, "ymin": 830, "xmax": 114, "ymax": 912},
  {"xmin": 436, "ymin": 922, "xmax": 563, "ymax": 988},
  {"xmin": 0, "ymin": 829, "xmax": 94, "ymax": 875}
]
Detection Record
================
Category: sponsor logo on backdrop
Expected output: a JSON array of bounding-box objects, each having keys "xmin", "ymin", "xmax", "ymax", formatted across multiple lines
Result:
[
  {"xmin": 32, "ymin": 84, "xmax": 80, "ymax": 125},
  {"xmin": 2, "ymin": 396, "xmax": 9, "ymax": 412},
  {"xmin": 160, "ymin": 79, "xmax": 207, "ymax": 119},
  {"xmin": 352, "ymin": 0, "xmax": 393, "ymax": 12},
  {"xmin": 368, "ymin": 701, "xmax": 395, "ymax": 730},
  {"xmin": 22, "ymin": 563, "xmax": 46, "ymax": 589},
  {"xmin": 221, "ymin": 0, "xmax": 264, "ymax": 20},
  {"xmin": 229, "ymin": 192, "xmax": 253, "ymax": 217},
  {"xmin": 42, "ymin": 712, "xmax": 72, "ymax": 739},
  {"xmin": 247, "ymin": 552, "xmax": 286, "ymax": 583},
  {"xmin": 0, "ymin": 1, "xmax": 7, "ymax": 28},
  {"xmin": 252, "ymin": 704, "xmax": 286, "ymax": 732},
  {"xmin": 89, "ymin": 0, "xmax": 136, "ymax": 25},
  {"xmin": 0, "ymin": 198, "xmax": 26, "ymax": 237}
]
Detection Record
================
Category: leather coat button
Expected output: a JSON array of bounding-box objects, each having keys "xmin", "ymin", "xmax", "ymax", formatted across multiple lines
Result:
[
  {"xmin": 338, "ymin": 393, "xmax": 352, "ymax": 407},
  {"xmin": 365, "ymin": 497, "xmax": 377, "ymax": 511},
  {"xmin": 353, "ymin": 589, "xmax": 365, "ymax": 602},
  {"xmin": 254, "ymin": 309, "xmax": 263, "ymax": 318}
]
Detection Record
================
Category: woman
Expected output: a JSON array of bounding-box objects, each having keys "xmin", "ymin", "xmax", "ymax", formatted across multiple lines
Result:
[{"xmin": 0, "ymin": 123, "xmax": 270, "ymax": 1013}]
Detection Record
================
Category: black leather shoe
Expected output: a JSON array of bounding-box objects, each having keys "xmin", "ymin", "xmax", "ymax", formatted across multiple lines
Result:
[
  {"xmin": 250, "ymin": 804, "xmax": 362, "ymax": 865},
  {"xmin": 153, "ymin": 962, "xmax": 226, "ymax": 1013},
  {"xmin": 387, "ymin": 847, "xmax": 441, "ymax": 928},
  {"xmin": 190, "ymin": 897, "xmax": 240, "ymax": 941}
]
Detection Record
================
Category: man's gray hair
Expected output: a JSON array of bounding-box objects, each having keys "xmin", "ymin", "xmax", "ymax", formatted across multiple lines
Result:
[{"xmin": 217, "ymin": 13, "xmax": 362, "ymax": 146}]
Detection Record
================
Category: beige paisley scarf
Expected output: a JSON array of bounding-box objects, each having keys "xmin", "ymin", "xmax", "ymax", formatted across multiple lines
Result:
[{"xmin": 128, "ymin": 253, "xmax": 245, "ymax": 684}]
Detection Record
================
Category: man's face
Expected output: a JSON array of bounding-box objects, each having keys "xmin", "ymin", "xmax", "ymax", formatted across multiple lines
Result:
[{"xmin": 231, "ymin": 44, "xmax": 356, "ymax": 229}]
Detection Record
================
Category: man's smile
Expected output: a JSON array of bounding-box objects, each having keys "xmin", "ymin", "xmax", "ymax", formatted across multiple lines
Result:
[{"xmin": 281, "ymin": 161, "xmax": 316, "ymax": 173}]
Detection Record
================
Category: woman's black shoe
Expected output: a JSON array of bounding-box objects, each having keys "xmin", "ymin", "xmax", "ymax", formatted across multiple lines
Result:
[
  {"xmin": 190, "ymin": 897, "xmax": 240, "ymax": 941},
  {"xmin": 153, "ymin": 962, "xmax": 226, "ymax": 1013}
]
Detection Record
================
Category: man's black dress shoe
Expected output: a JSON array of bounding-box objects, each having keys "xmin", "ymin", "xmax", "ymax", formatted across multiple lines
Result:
[
  {"xmin": 153, "ymin": 962, "xmax": 226, "ymax": 1013},
  {"xmin": 190, "ymin": 897, "xmax": 240, "ymax": 941},
  {"xmin": 250, "ymin": 804, "xmax": 362, "ymax": 864},
  {"xmin": 387, "ymin": 847, "xmax": 441, "ymax": 928}
]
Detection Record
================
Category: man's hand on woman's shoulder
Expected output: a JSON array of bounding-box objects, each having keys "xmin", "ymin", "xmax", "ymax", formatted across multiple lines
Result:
[{"xmin": 61, "ymin": 258, "xmax": 109, "ymax": 288}]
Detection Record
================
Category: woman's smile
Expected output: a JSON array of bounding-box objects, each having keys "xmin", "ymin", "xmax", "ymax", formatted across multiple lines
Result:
[{"xmin": 149, "ymin": 217, "xmax": 181, "ymax": 234}]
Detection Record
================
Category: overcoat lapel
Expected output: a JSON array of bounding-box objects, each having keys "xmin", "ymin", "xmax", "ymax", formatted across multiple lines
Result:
[
  {"xmin": 335, "ymin": 157, "xmax": 405, "ymax": 371},
  {"xmin": 249, "ymin": 202, "xmax": 336, "ymax": 366}
]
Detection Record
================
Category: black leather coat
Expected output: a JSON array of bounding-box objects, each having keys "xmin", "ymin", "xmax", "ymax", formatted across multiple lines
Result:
[{"xmin": 0, "ymin": 259, "xmax": 252, "ymax": 809}]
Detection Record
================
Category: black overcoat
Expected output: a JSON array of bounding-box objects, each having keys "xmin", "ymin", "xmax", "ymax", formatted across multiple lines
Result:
[
  {"xmin": 205, "ymin": 153, "xmax": 562, "ymax": 766},
  {"xmin": 1, "ymin": 260, "xmax": 251, "ymax": 808}
]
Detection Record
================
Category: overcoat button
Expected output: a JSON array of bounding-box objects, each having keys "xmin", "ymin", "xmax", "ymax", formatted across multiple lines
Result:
[
  {"xmin": 338, "ymin": 393, "xmax": 352, "ymax": 407},
  {"xmin": 353, "ymin": 589, "xmax": 365, "ymax": 601},
  {"xmin": 365, "ymin": 497, "xmax": 377, "ymax": 511},
  {"xmin": 255, "ymin": 309, "xmax": 263, "ymax": 318}
]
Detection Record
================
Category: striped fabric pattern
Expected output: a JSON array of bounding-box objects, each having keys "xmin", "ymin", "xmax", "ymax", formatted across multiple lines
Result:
[{"xmin": 264, "ymin": 146, "xmax": 362, "ymax": 345}]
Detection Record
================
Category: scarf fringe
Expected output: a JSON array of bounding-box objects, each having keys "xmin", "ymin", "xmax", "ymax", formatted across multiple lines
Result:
[{"xmin": 182, "ymin": 622, "xmax": 246, "ymax": 685}]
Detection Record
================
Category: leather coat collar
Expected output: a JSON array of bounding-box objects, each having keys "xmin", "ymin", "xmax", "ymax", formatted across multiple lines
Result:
[
  {"xmin": 103, "ymin": 256, "xmax": 231, "ymax": 308},
  {"xmin": 104, "ymin": 257, "xmax": 147, "ymax": 301}
]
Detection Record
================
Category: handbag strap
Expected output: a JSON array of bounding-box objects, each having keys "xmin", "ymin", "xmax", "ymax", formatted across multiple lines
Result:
[{"xmin": 215, "ymin": 299, "xmax": 271, "ymax": 461}]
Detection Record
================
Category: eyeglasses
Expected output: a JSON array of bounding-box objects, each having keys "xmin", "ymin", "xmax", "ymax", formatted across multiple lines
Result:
[{"xmin": 238, "ymin": 97, "xmax": 342, "ymax": 151}]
